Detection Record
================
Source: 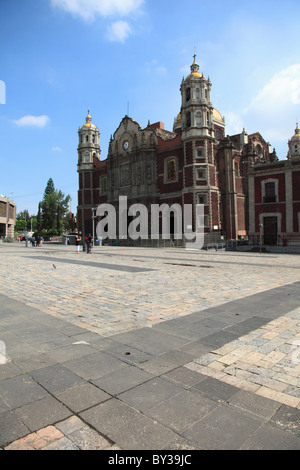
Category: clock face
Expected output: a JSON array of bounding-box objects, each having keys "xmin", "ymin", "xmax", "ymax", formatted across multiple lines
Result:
[{"xmin": 123, "ymin": 141, "xmax": 129, "ymax": 150}]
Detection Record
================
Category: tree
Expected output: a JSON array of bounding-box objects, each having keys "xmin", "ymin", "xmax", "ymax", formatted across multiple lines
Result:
[{"xmin": 39, "ymin": 178, "xmax": 71, "ymax": 234}]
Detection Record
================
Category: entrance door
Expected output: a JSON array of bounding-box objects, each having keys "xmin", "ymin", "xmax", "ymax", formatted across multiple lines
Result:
[{"xmin": 264, "ymin": 217, "xmax": 278, "ymax": 245}]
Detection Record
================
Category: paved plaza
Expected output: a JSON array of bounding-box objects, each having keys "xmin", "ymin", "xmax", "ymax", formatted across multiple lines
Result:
[{"xmin": 0, "ymin": 242, "xmax": 299, "ymax": 450}]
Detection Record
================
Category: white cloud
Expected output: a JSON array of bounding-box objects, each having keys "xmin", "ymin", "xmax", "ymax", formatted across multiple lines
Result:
[
  {"xmin": 51, "ymin": 0, "xmax": 144, "ymax": 21},
  {"xmin": 224, "ymin": 111, "xmax": 245, "ymax": 136},
  {"xmin": 107, "ymin": 20, "xmax": 132, "ymax": 43},
  {"xmin": 52, "ymin": 146, "xmax": 62, "ymax": 152},
  {"xmin": 13, "ymin": 115, "xmax": 50, "ymax": 128},
  {"xmin": 145, "ymin": 59, "xmax": 167, "ymax": 76},
  {"xmin": 244, "ymin": 64, "xmax": 300, "ymax": 141}
]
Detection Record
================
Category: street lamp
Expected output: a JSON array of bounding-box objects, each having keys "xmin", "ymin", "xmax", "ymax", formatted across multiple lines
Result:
[
  {"xmin": 259, "ymin": 223, "xmax": 263, "ymax": 254},
  {"xmin": 92, "ymin": 207, "xmax": 97, "ymax": 247}
]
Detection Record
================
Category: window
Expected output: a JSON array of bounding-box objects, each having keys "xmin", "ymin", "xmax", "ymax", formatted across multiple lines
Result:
[
  {"xmin": 167, "ymin": 159, "xmax": 176, "ymax": 182},
  {"xmin": 86, "ymin": 135, "xmax": 89, "ymax": 142},
  {"xmin": 186, "ymin": 88, "xmax": 191, "ymax": 102},
  {"xmin": 92, "ymin": 134, "xmax": 95, "ymax": 143},
  {"xmin": 186, "ymin": 112, "xmax": 191, "ymax": 128},
  {"xmin": 197, "ymin": 193, "xmax": 208, "ymax": 205},
  {"xmin": 215, "ymin": 129, "xmax": 222, "ymax": 140},
  {"xmin": 197, "ymin": 168, "xmax": 206, "ymax": 180},
  {"xmin": 264, "ymin": 182, "xmax": 276, "ymax": 203},
  {"xmin": 196, "ymin": 147, "xmax": 206, "ymax": 162}
]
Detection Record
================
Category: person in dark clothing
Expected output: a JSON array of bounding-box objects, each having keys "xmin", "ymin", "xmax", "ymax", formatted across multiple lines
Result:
[{"xmin": 86, "ymin": 233, "xmax": 93, "ymax": 254}]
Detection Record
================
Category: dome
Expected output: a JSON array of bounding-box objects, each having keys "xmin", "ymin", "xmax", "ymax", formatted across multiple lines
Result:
[
  {"xmin": 186, "ymin": 57, "xmax": 205, "ymax": 80},
  {"xmin": 82, "ymin": 111, "xmax": 96, "ymax": 129},
  {"xmin": 212, "ymin": 108, "xmax": 224, "ymax": 123},
  {"xmin": 291, "ymin": 124, "xmax": 300, "ymax": 140}
]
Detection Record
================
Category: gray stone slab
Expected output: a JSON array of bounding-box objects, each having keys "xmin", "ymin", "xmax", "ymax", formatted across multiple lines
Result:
[
  {"xmin": 113, "ymin": 329, "xmax": 188, "ymax": 355},
  {"xmin": 92, "ymin": 366, "xmax": 153, "ymax": 396},
  {"xmin": 193, "ymin": 376, "xmax": 239, "ymax": 402},
  {"xmin": 228, "ymin": 389, "xmax": 282, "ymax": 421},
  {"xmin": 13, "ymin": 353, "xmax": 58, "ymax": 373},
  {"xmin": 224, "ymin": 316, "xmax": 271, "ymax": 336},
  {"xmin": 80, "ymin": 398, "xmax": 139, "ymax": 436},
  {"xmin": 27, "ymin": 255, "xmax": 154, "ymax": 273},
  {"xmin": 0, "ymin": 411, "xmax": 29, "ymax": 447},
  {"xmin": 55, "ymin": 382, "xmax": 111, "ymax": 412},
  {"xmin": 183, "ymin": 404, "xmax": 262, "ymax": 450},
  {"xmin": 62, "ymin": 350, "xmax": 128, "ymax": 380},
  {"xmin": 104, "ymin": 411, "xmax": 179, "ymax": 450},
  {"xmin": 0, "ymin": 374, "xmax": 49, "ymax": 409},
  {"xmin": 269, "ymin": 405, "xmax": 300, "ymax": 436},
  {"xmin": 14, "ymin": 396, "xmax": 72, "ymax": 432},
  {"xmin": 29, "ymin": 364, "xmax": 85, "ymax": 394},
  {"xmin": 240, "ymin": 424, "xmax": 300, "ymax": 450},
  {"xmin": 176, "ymin": 341, "xmax": 212, "ymax": 358},
  {"xmin": 0, "ymin": 361, "xmax": 23, "ymax": 381},
  {"xmin": 46, "ymin": 342, "xmax": 96, "ymax": 363},
  {"xmin": 162, "ymin": 367, "xmax": 208, "ymax": 389},
  {"xmin": 104, "ymin": 343, "xmax": 154, "ymax": 365},
  {"xmin": 146, "ymin": 389, "xmax": 218, "ymax": 433},
  {"xmin": 199, "ymin": 330, "xmax": 238, "ymax": 348},
  {"xmin": 118, "ymin": 377, "xmax": 183, "ymax": 412},
  {"xmin": 138, "ymin": 349, "xmax": 194, "ymax": 376},
  {"xmin": 160, "ymin": 322, "xmax": 218, "ymax": 342},
  {"xmin": 81, "ymin": 398, "xmax": 179, "ymax": 450}
]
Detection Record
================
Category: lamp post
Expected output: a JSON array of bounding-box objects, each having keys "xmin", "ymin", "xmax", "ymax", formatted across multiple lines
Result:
[
  {"xmin": 259, "ymin": 223, "xmax": 263, "ymax": 254},
  {"xmin": 92, "ymin": 207, "xmax": 97, "ymax": 247}
]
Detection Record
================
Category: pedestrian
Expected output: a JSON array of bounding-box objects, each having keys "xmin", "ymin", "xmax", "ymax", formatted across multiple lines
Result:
[
  {"xmin": 86, "ymin": 233, "xmax": 93, "ymax": 254},
  {"xmin": 76, "ymin": 233, "xmax": 81, "ymax": 253}
]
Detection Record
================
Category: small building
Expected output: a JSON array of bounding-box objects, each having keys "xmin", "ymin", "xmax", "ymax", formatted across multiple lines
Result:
[
  {"xmin": 0, "ymin": 194, "xmax": 16, "ymax": 239},
  {"xmin": 248, "ymin": 124, "xmax": 300, "ymax": 246}
]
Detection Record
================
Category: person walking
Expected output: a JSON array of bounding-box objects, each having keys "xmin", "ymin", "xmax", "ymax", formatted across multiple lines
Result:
[
  {"xmin": 86, "ymin": 233, "xmax": 93, "ymax": 254},
  {"xmin": 76, "ymin": 233, "xmax": 81, "ymax": 253}
]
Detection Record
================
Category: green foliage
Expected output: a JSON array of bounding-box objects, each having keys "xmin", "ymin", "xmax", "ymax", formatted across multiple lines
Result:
[
  {"xmin": 15, "ymin": 219, "xmax": 27, "ymax": 232},
  {"xmin": 39, "ymin": 178, "xmax": 71, "ymax": 235}
]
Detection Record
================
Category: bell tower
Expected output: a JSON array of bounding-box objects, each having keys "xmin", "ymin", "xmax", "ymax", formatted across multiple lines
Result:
[
  {"xmin": 180, "ymin": 56, "xmax": 220, "ymax": 239},
  {"xmin": 77, "ymin": 111, "xmax": 100, "ymax": 170},
  {"xmin": 287, "ymin": 123, "xmax": 300, "ymax": 160},
  {"xmin": 77, "ymin": 111, "xmax": 101, "ymax": 238},
  {"xmin": 180, "ymin": 55, "xmax": 214, "ymax": 141}
]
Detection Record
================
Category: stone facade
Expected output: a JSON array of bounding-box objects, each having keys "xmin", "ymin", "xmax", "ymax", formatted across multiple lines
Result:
[
  {"xmin": 248, "ymin": 124, "xmax": 300, "ymax": 246},
  {"xmin": 77, "ymin": 57, "xmax": 278, "ymax": 245},
  {"xmin": 0, "ymin": 195, "xmax": 16, "ymax": 238}
]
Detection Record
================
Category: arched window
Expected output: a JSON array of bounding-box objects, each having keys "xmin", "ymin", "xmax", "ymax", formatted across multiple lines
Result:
[
  {"xmin": 195, "ymin": 112, "xmax": 202, "ymax": 127},
  {"xmin": 186, "ymin": 112, "xmax": 191, "ymax": 128},
  {"xmin": 186, "ymin": 88, "xmax": 191, "ymax": 102},
  {"xmin": 86, "ymin": 135, "xmax": 89, "ymax": 142}
]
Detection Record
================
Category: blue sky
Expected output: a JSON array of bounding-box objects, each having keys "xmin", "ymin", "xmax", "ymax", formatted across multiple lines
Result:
[{"xmin": 1, "ymin": 0, "xmax": 299, "ymax": 215}]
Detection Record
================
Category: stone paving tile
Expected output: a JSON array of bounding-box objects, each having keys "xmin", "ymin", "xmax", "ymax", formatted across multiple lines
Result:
[
  {"xmin": 1, "ymin": 244, "xmax": 300, "ymax": 337},
  {"xmin": 1, "ymin": 244, "xmax": 300, "ymax": 450},
  {"xmin": 185, "ymin": 309, "xmax": 300, "ymax": 410}
]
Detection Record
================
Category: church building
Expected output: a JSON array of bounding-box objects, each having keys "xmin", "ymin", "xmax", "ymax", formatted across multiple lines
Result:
[{"xmin": 77, "ymin": 56, "xmax": 290, "ymax": 246}]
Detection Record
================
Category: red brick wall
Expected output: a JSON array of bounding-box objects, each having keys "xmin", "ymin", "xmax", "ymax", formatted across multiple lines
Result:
[
  {"xmin": 292, "ymin": 171, "xmax": 300, "ymax": 201},
  {"xmin": 293, "ymin": 202, "xmax": 300, "ymax": 232},
  {"xmin": 185, "ymin": 142, "xmax": 193, "ymax": 165},
  {"xmin": 184, "ymin": 166, "xmax": 194, "ymax": 187},
  {"xmin": 84, "ymin": 172, "xmax": 91, "ymax": 188}
]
